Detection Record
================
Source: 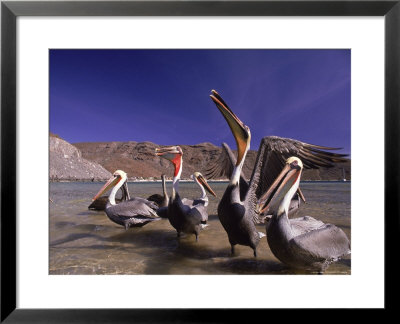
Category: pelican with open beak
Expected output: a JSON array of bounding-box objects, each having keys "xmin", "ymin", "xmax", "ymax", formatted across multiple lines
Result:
[
  {"xmin": 155, "ymin": 146, "xmax": 216, "ymax": 241},
  {"xmin": 92, "ymin": 170, "xmax": 160, "ymax": 229},
  {"xmin": 208, "ymin": 90, "xmax": 348, "ymax": 257},
  {"xmin": 210, "ymin": 91, "xmax": 265, "ymax": 257},
  {"xmin": 258, "ymin": 157, "xmax": 351, "ymax": 272}
]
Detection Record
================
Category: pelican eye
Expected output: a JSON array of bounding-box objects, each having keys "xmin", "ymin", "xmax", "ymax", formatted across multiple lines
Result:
[{"xmin": 290, "ymin": 160, "xmax": 301, "ymax": 169}]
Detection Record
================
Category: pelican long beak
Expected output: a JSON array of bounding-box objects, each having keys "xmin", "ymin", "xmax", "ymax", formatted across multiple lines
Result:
[
  {"xmin": 297, "ymin": 187, "xmax": 306, "ymax": 203},
  {"xmin": 92, "ymin": 175, "xmax": 121, "ymax": 201},
  {"xmin": 256, "ymin": 164, "xmax": 301, "ymax": 215},
  {"xmin": 210, "ymin": 90, "xmax": 250, "ymax": 166},
  {"xmin": 196, "ymin": 173, "xmax": 217, "ymax": 197}
]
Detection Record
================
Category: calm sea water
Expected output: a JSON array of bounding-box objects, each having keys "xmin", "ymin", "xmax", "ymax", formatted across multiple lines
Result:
[{"xmin": 49, "ymin": 181, "xmax": 351, "ymax": 275}]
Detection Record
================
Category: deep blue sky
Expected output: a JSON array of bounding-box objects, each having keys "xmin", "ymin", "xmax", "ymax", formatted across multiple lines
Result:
[{"xmin": 50, "ymin": 49, "xmax": 350, "ymax": 154}]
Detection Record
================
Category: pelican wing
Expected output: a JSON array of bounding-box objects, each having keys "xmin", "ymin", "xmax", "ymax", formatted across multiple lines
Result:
[
  {"xmin": 182, "ymin": 198, "xmax": 207, "ymax": 208},
  {"xmin": 146, "ymin": 193, "xmax": 164, "ymax": 206},
  {"xmin": 290, "ymin": 224, "xmax": 351, "ymax": 261},
  {"xmin": 244, "ymin": 136, "xmax": 348, "ymax": 211},
  {"xmin": 188, "ymin": 204, "xmax": 209, "ymax": 223},
  {"xmin": 289, "ymin": 216, "xmax": 326, "ymax": 236},
  {"xmin": 205, "ymin": 142, "xmax": 249, "ymax": 199},
  {"xmin": 181, "ymin": 198, "xmax": 194, "ymax": 207},
  {"xmin": 129, "ymin": 197, "xmax": 158, "ymax": 210},
  {"xmin": 108, "ymin": 198, "xmax": 159, "ymax": 219},
  {"xmin": 205, "ymin": 143, "xmax": 236, "ymax": 179}
]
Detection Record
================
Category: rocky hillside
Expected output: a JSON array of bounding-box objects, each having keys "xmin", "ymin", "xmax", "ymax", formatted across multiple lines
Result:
[
  {"xmin": 50, "ymin": 133, "xmax": 112, "ymax": 181},
  {"xmin": 73, "ymin": 141, "xmax": 223, "ymax": 180},
  {"xmin": 73, "ymin": 141, "xmax": 351, "ymax": 181}
]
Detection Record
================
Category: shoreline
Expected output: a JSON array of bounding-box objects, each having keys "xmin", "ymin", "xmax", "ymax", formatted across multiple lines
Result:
[{"xmin": 49, "ymin": 179, "xmax": 351, "ymax": 183}]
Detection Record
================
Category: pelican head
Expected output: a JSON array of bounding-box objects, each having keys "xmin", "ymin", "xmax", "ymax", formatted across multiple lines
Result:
[
  {"xmin": 155, "ymin": 146, "xmax": 183, "ymax": 177},
  {"xmin": 256, "ymin": 157, "xmax": 303, "ymax": 215},
  {"xmin": 92, "ymin": 170, "xmax": 127, "ymax": 201},
  {"xmin": 210, "ymin": 90, "xmax": 251, "ymax": 166},
  {"xmin": 192, "ymin": 172, "xmax": 217, "ymax": 197}
]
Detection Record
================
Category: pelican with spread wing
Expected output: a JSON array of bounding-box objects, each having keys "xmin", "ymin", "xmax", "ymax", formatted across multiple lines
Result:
[
  {"xmin": 208, "ymin": 90, "xmax": 348, "ymax": 257},
  {"xmin": 206, "ymin": 142, "xmax": 305, "ymax": 222}
]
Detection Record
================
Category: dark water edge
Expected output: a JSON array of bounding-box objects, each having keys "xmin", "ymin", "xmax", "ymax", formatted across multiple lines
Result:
[{"xmin": 49, "ymin": 181, "xmax": 351, "ymax": 275}]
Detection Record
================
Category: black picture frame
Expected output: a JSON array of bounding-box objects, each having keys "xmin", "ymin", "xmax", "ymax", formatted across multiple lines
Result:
[{"xmin": 1, "ymin": 0, "xmax": 398, "ymax": 321}]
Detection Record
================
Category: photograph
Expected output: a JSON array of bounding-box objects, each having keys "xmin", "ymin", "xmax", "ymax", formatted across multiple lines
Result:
[{"xmin": 49, "ymin": 49, "xmax": 351, "ymax": 275}]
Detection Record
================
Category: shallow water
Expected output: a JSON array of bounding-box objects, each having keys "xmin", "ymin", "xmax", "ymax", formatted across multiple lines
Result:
[{"xmin": 49, "ymin": 181, "xmax": 351, "ymax": 275}]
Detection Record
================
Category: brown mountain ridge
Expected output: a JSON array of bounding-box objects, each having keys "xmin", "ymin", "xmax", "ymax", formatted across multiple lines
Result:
[{"xmin": 72, "ymin": 140, "xmax": 351, "ymax": 181}]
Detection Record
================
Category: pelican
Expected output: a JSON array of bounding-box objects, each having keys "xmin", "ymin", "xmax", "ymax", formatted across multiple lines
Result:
[
  {"xmin": 147, "ymin": 174, "xmax": 169, "ymax": 207},
  {"xmin": 208, "ymin": 90, "xmax": 348, "ymax": 257},
  {"xmin": 155, "ymin": 146, "xmax": 217, "ymax": 241},
  {"xmin": 88, "ymin": 185, "xmax": 129, "ymax": 211},
  {"xmin": 207, "ymin": 142, "xmax": 306, "ymax": 222},
  {"xmin": 257, "ymin": 157, "xmax": 351, "ymax": 272},
  {"xmin": 92, "ymin": 170, "xmax": 160, "ymax": 229},
  {"xmin": 146, "ymin": 174, "xmax": 169, "ymax": 218},
  {"xmin": 182, "ymin": 172, "xmax": 214, "ymax": 208}
]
